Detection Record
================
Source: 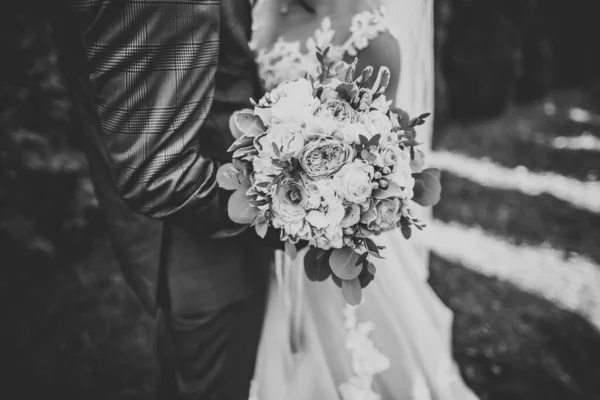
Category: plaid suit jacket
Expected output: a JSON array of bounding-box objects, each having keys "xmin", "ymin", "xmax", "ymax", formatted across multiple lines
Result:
[{"xmin": 56, "ymin": 0, "xmax": 270, "ymax": 315}]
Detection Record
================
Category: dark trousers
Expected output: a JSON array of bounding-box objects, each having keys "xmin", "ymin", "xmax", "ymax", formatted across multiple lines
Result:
[{"xmin": 157, "ymin": 288, "xmax": 267, "ymax": 400}]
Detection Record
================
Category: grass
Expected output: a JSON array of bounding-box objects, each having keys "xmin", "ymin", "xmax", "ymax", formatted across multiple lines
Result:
[
  {"xmin": 435, "ymin": 173, "xmax": 600, "ymax": 265},
  {"xmin": 434, "ymin": 91, "xmax": 600, "ymax": 181},
  {"xmin": 429, "ymin": 255, "xmax": 600, "ymax": 400}
]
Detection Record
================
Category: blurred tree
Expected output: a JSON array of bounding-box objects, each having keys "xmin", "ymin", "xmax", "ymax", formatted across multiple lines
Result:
[
  {"xmin": 434, "ymin": 0, "xmax": 598, "ymax": 121},
  {"xmin": 0, "ymin": 10, "xmax": 100, "ymax": 270}
]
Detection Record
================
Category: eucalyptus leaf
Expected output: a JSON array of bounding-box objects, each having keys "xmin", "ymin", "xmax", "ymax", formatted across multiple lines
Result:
[
  {"xmin": 345, "ymin": 58, "xmax": 358, "ymax": 82},
  {"xmin": 367, "ymin": 262, "xmax": 376, "ymax": 276},
  {"xmin": 228, "ymin": 187, "xmax": 259, "ymax": 224},
  {"xmin": 412, "ymin": 168, "xmax": 442, "ymax": 206},
  {"xmin": 360, "ymin": 149, "xmax": 377, "ymax": 163},
  {"xmin": 235, "ymin": 111, "xmax": 266, "ymax": 137},
  {"xmin": 369, "ymin": 134, "xmax": 381, "ymax": 146},
  {"xmin": 358, "ymin": 265, "xmax": 375, "ymax": 288},
  {"xmin": 255, "ymin": 220, "xmax": 268, "ymax": 238},
  {"xmin": 216, "ymin": 163, "xmax": 242, "ymax": 191},
  {"xmin": 285, "ymin": 240, "xmax": 297, "ymax": 260},
  {"xmin": 227, "ymin": 135, "xmax": 254, "ymax": 153},
  {"xmin": 372, "ymin": 181, "xmax": 404, "ymax": 199},
  {"xmin": 232, "ymin": 145, "xmax": 258, "ymax": 160},
  {"xmin": 254, "ymin": 107, "xmax": 272, "ymax": 126},
  {"xmin": 304, "ymin": 248, "xmax": 332, "ymax": 282},
  {"xmin": 329, "ymin": 247, "xmax": 362, "ymax": 280},
  {"xmin": 364, "ymin": 238, "xmax": 379, "ymax": 254},
  {"xmin": 401, "ymin": 224, "xmax": 412, "ymax": 239},
  {"xmin": 342, "ymin": 278, "xmax": 362, "ymax": 306},
  {"xmin": 355, "ymin": 251, "xmax": 369, "ymax": 266},
  {"xmin": 359, "ymin": 135, "xmax": 370, "ymax": 148}
]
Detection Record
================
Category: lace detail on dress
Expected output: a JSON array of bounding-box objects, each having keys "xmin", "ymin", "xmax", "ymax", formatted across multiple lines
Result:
[
  {"xmin": 252, "ymin": 8, "xmax": 388, "ymax": 91},
  {"xmin": 338, "ymin": 302, "xmax": 391, "ymax": 400}
]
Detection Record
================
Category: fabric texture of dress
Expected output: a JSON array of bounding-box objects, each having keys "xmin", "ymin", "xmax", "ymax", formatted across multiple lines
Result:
[{"xmin": 250, "ymin": 2, "xmax": 480, "ymax": 399}]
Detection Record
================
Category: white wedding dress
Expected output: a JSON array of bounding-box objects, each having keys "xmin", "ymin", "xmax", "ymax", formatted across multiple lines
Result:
[{"xmin": 249, "ymin": 2, "xmax": 480, "ymax": 399}]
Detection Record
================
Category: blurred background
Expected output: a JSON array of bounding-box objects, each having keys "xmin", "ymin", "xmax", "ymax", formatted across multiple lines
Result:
[{"xmin": 1, "ymin": 1, "xmax": 599, "ymax": 399}]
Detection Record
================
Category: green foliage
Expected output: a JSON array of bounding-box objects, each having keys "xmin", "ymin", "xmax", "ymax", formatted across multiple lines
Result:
[
  {"xmin": 0, "ymin": 13, "xmax": 99, "ymax": 262},
  {"xmin": 435, "ymin": 0, "xmax": 600, "ymax": 121}
]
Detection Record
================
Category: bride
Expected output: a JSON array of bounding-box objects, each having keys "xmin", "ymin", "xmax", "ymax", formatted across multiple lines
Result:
[{"xmin": 249, "ymin": 0, "xmax": 480, "ymax": 399}]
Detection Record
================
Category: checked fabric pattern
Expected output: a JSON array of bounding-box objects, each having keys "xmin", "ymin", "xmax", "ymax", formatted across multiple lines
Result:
[{"xmin": 69, "ymin": 0, "xmax": 231, "ymax": 233}]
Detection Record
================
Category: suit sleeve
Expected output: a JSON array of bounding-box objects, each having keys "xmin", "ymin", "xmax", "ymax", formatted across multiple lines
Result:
[{"xmin": 69, "ymin": 0, "xmax": 236, "ymax": 236}]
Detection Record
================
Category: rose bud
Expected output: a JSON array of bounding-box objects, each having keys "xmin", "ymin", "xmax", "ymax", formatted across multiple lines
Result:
[
  {"xmin": 374, "ymin": 171, "xmax": 382, "ymax": 180},
  {"xmin": 379, "ymin": 179, "xmax": 388, "ymax": 188},
  {"xmin": 382, "ymin": 166, "xmax": 391, "ymax": 175},
  {"xmin": 371, "ymin": 182, "xmax": 379, "ymax": 190}
]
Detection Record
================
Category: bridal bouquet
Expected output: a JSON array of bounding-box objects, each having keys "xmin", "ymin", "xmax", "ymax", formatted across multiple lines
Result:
[{"xmin": 217, "ymin": 48, "xmax": 441, "ymax": 305}]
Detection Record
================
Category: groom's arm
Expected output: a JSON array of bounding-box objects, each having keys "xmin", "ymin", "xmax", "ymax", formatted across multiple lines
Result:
[{"xmin": 68, "ymin": 0, "xmax": 236, "ymax": 236}]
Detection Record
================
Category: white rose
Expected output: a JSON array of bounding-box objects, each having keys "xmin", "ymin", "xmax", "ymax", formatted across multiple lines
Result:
[
  {"xmin": 303, "ymin": 178, "xmax": 323, "ymax": 210},
  {"xmin": 269, "ymin": 79, "xmax": 320, "ymax": 123},
  {"xmin": 340, "ymin": 203, "xmax": 361, "ymax": 228},
  {"xmin": 270, "ymin": 78, "xmax": 313, "ymax": 101},
  {"xmin": 370, "ymin": 198, "xmax": 401, "ymax": 231},
  {"xmin": 380, "ymin": 131, "xmax": 399, "ymax": 148},
  {"xmin": 303, "ymin": 177, "xmax": 344, "ymax": 209},
  {"xmin": 334, "ymin": 160, "xmax": 375, "ymax": 204},
  {"xmin": 300, "ymin": 138, "xmax": 355, "ymax": 179},
  {"xmin": 362, "ymin": 110, "xmax": 392, "ymax": 136},
  {"xmin": 258, "ymin": 121, "xmax": 305, "ymax": 159},
  {"xmin": 336, "ymin": 122, "xmax": 368, "ymax": 144},
  {"xmin": 380, "ymin": 146, "xmax": 401, "ymax": 167},
  {"xmin": 305, "ymin": 204, "xmax": 344, "ymax": 230},
  {"xmin": 271, "ymin": 178, "xmax": 308, "ymax": 233},
  {"xmin": 304, "ymin": 114, "xmax": 339, "ymax": 140},
  {"xmin": 316, "ymin": 99, "xmax": 360, "ymax": 124}
]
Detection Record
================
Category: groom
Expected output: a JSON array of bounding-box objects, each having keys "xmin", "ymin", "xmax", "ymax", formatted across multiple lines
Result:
[{"xmin": 52, "ymin": 0, "xmax": 272, "ymax": 399}]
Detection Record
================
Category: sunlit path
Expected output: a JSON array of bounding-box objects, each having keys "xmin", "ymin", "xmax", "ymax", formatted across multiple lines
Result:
[
  {"xmin": 422, "ymin": 220, "xmax": 600, "ymax": 330},
  {"xmin": 429, "ymin": 150, "xmax": 600, "ymax": 214}
]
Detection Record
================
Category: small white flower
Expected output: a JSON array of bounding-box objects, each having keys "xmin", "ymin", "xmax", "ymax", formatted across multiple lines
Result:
[
  {"xmin": 370, "ymin": 96, "xmax": 392, "ymax": 113},
  {"xmin": 269, "ymin": 79, "xmax": 320, "ymax": 123},
  {"xmin": 362, "ymin": 110, "xmax": 392, "ymax": 137},
  {"xmin": 337, "ymin": 122, "xmax": 369, "ymax": 144}
]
